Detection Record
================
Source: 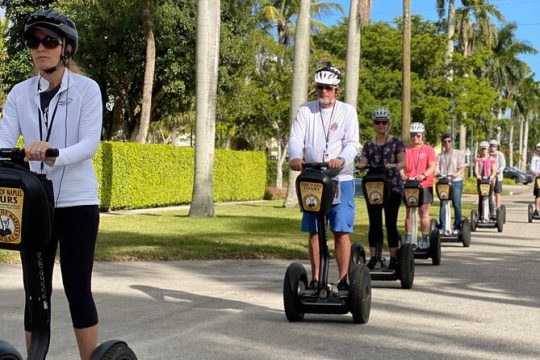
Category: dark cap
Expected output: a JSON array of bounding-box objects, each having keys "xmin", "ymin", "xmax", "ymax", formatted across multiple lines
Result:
[{"xmin": 440, "ymin": 132, "xmax": 452, "ymax": 141}]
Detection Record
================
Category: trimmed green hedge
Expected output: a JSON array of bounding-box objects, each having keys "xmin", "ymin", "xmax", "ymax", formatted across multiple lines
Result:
[{"xmin": 94, "ymin": 142, "xmax": 266, "ymax": 210}]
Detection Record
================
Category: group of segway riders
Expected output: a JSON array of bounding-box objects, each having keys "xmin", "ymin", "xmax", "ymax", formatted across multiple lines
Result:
[{"xmin": 285, "ymin": 63, "xmax": 540, "ymax": 323}]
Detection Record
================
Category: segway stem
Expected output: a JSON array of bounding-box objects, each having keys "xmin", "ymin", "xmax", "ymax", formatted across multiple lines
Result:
[{"xmin": 317, "ymin": 215, "xmax": 330, "ymax": 289}]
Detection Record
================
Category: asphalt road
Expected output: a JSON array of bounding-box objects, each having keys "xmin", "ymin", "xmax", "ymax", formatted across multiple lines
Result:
[{"xmin": 1, "ymin": 185, "xmax": 539, "ymax": 359}]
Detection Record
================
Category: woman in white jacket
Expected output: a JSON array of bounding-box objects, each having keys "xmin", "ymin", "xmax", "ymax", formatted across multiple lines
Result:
[
  {"xmin": 530, "ymin": 143, "xmax": 540, "ymax": 215},
  {"xmin": 0, "ymin": 10, "xmax": 102, "ymax": 360}
]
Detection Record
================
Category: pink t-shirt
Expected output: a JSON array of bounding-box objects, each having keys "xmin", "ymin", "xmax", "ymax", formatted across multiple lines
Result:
[
  {"xmin": 405, "ymin": 144, "xmax": 436, "ymax": 187},
  {"xmin": 475, "ymin": 157, "xmax": 496, "ymax": 178}
]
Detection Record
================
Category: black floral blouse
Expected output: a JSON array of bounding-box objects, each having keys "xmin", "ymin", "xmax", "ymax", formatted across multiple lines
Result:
[{"xmin": 361, "ymin": 136, "xmax": 406, "ymax": 194}]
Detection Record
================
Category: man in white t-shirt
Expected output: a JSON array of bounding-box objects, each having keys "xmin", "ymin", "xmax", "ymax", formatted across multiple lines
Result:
[{"xmin": 530, "ymin": 142, "xmax": 540, "ymax": 215}]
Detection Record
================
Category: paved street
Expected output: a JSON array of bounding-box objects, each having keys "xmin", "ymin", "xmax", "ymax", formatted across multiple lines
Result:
[{"xmin": 1, "ymin": 185, "xmax": 539, "ymax": 359}]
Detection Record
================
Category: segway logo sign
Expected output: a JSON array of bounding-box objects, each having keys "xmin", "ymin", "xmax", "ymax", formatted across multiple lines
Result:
[
  {"xmin": 300, "ymin": 182, "xmax": 323, "ymax": 212},
  {"xmin": 365, "ymin": 182, "xmax": 384, "ymax": 205},
  {"xmin": 0, "ymin": 187, "xmax": 23, "ymax": 245}
]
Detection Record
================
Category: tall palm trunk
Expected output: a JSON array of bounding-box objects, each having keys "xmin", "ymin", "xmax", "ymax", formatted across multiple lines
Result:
[
  {"xmin": 189, "ymin": 0, "xmax": 221, "ymax": 217},
  {"xmin": 283, "ymin": 0, "xmax": 311, "ymax": 208},
  {"xmin": 344, "ymin": 0, "xmax": 368, "ymax": 110},
  {"xmin": 401, "ymin": 0, "xmax": 411, "ymax": 141},
  {"xmin": 522, "ymin": 115, "xmax": 530, "ymax": 171},
  {"xmin": 518, "ymin": 117, "xmax": 524, "ymax": 170},
  {"xmin": 136, "ymin": 0, "xmax": 156, "ymax": 144}
]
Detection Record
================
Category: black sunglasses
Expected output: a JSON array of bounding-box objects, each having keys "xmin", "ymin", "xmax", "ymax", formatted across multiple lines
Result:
[
  {"xmin": 442, "ymin": 139, "xmax": 452, "ymax": 143},
  {"xmin": 316, "ymin": 84, "xmax": 336, "ymax": 91},
  {"xmin": 26, "ymin": 36, "xmax": 62, "ymax": 50},
  {"xmin": 410, "ymin": 133, "xmax": 422, "ymax": 138},
  {"xmin": 373, "ymin": 120, "xmax": 388, "ymax": 125}
]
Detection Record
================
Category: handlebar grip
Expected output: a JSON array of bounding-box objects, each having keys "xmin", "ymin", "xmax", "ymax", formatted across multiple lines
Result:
[{"xmin": 44, "ymin": 148, "xmax": 59, "ymax": 157}]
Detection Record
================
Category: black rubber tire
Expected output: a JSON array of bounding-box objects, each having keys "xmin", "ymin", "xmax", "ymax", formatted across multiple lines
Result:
[
  {"xmin": 0, "ymin": 340, "xmax": 22, "ymax": 360},
  {"xmin": 398, "ymin": 244, "xmax": 415, "ymax": 289},
  {"xmin": 430, "ymin": 229, "xmax": 442, "ymax": 265},
  {"xmin": 528, "ymin": 204, "xmax": 534, "ymax": 223},
  {"xmin": 283, "ymin": 263, "xmax": 307, "ymax": 322},
  {"xmin": 430, "ymin": 218, "xmax": 438, "ymax": 233},
  {"xmin": 349, "ymin": 264, "xmax": 371, "ymax": 324},
  {"xmin": 460, "ymin": 220, "xmax": 472, "ymax": 248},
  {"xmin": 496, "ymin": 210, "xmax": 504, "ymax": 233},
  {"xmin": 500, "ymin": 205, "xmax": 506, "ymax": 224},
  {"xmin": 348, "ymin": 242, "xmax": 366, "ymax": 277},
  {"xmin": 89, "ymin": 340, "xmax": 137, "ymax": 360},
  {"xmin": 470, "ymin": 210, "xmax": 478, "ymax": 232}
]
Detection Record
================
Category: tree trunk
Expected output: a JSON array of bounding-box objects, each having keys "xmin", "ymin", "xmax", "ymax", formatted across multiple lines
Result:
[
  {"xmin": 344, "ymin": 0, "xmax": 360, "ymax": 110},
  {"xmin": 401, "ymin": 0, "xmax": 411, "ymax": 142},
  {"xmin": 445, "ymin": 0, "xmax": 456, "ymax": 139},
  {"xmin": 283, "ymin": 0, "xmax": 310, "ymax": 208},
  {"xmin": 523, "ymin": 115, "xmax": 530, "ymax": 171},
  {"xmin": 518, "ymin": 117, "xmax": 524, "ymax": 170},
  {"xmin": 135, "ymin": 0, "xmax": 156, "ymax": 144},
  {"xmin": 189, "ymin": 0, "xmax": 220, "ymax": 217},
  {"xmin": 508, "ymin": 119, "xmax": 514, "ymax": 168}
]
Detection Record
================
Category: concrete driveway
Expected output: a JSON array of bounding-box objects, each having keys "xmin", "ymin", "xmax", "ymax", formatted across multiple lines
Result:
[{"xmin": 1, "ymin": 185, "xmax": 539, "ymax": 359}]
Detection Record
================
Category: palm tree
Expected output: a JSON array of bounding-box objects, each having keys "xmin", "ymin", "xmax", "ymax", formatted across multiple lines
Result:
[
  {"xmin": 344, "ymin": 0, "xmax": 371, "ymax": 110},
  {"xmin": 135, "ymin": 0, "xmax": 156, "ymax": 143},
  {"xmin": 514, "ymin": 76, "xmax": 540, "ymax": 170},
  {"xmin": 189, "ymin": 0, "xmax": 221, "ymax": 217},
  {"xmin": 258, "ymin": 0, "xmax": 343, "ymax": 45},
  {"xmin": 283, "ymin": 0, "xmax": 311, "ymax": 208},
  {"xmin": 401, "ymin": 0, "xmax": 411, "ymax": 141}
]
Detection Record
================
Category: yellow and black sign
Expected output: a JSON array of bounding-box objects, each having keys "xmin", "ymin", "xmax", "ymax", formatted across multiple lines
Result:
[
  {"xmin": 437, "ymin": 184, "xmax": 450, "ymax": 200},
  {"xmin": 299, "ymin": 181, "xmax": 323, "ymax": 212},
  {"xmin": 479, "ymin": 183, "xmax": 490, "ymax": 197},
  {"xmin": 0, "ymin": 187, "xmax": 23, "ymax": 245},
  {"xmin": 365, "ymin": 181, "xmax": 384, "ymax": 205},
  {"xmin": 404, "ymin": 188, "xmax": 420, "ymax": 207}
]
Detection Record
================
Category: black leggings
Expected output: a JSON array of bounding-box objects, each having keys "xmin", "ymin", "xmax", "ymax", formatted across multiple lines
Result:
[
  {"xmin": 22, "ymin": 205, "xmax": 99, "ymax": 330},
  {"xmin": 367, "ymin": 191, "xmax": 402, "ymax": 248}
]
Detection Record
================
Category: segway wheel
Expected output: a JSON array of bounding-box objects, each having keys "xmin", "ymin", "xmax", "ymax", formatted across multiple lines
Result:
[
  {"xmin": 430, "ymin": 218, "xmax": 438, "ymax": 233},
  {"xmin": 496, "ymin": 210, "xmax": 504, "ymax": 233},
  {"xmin": 349, "ymin": 264, "xmax": 371, "ymax": 324},
  {"xmin": 0, "ymin": 340, "xmax": 22, "ymax": 360},
  {"xmin": 283, "ymin": 263, "xmax": 307, "ymax": 322},
  {"xmin": 398, "ymin": 244, "xmax": 415, "ymax": 289},
  {"xmin": 528, "ymin": 204, "xmax": 533, "ymax": 223},
  {"xmin": 348, "ymin": 243, "xmax": 366, "ymax": 277},
  {"xmin": 460, "ymin": 220, "xmax": 471, "ymax": 248},
  {"xmin": 89, "ymin": 340, "xmax": 136, "ymax": 360},
  {"xmin": 430, "ymin": 230, "xmax": 441, "ymax": 265},
  {"xmin": 470, "ymin": 210, "xmax": 478, "ymax": 232},
  {"xmin": 500, "ymin": 205, "xmax": 506, "ymax": 224}
]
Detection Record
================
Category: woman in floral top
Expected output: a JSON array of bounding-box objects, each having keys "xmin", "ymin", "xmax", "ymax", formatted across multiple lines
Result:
[{"xmin": 357, "ymin": 108, "xmax": 406, "ymax": 271}]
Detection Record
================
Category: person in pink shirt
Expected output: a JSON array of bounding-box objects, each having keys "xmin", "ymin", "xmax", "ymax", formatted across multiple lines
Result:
[
  {"xmin": 474, "ymin": 141, "xmax": 497, "ymax": 219},
  {"xmin": 400, "ymin": 122, "xmax": 436, "ymax": 249}
]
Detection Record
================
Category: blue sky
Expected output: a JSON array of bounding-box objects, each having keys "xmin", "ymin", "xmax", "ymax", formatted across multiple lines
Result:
[{"xmin": 324, "ymin": 0, "xmax": 540, "ymax": 81}]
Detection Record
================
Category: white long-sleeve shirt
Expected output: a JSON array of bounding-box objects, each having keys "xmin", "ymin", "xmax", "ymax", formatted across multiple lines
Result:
[
  {"xmin": 288, "ymin": 100, "xmax": 359, "ymax": 181},
  {"xmin": 0, "ymin": 69, "xmax": 102, "ymax": 208},
  {"xmin": 531, "ymin": 153, "xmax": 540, "ymax": 174}
]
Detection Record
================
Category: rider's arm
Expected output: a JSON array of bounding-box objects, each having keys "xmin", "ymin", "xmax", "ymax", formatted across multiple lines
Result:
[
  {"xmin": 0, "ymin": 87, "xmax": 22, "ymax": 148},
  {"xmin": 498, "ymin": 152, "xmax": 506, "ymax": 173},
  {"xmin": 288, "ymin": 106, "xmax": 307, "ymax": 171},
  {"xmin": 396, "ymin": 151, "xmax": 406, "ymax": 170},
  {"xmin": 474, "ymin": 159, "xmax": 480, "ymax": 178},
  {"xmin": 490, "ymin": 161, "xmax": 497, "ymax": 181}
]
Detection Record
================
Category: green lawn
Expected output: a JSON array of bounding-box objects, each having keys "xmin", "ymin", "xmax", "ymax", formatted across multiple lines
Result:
[{"xmin": 0, "ymin": 198, "xmax": 477, "ymax": 264}]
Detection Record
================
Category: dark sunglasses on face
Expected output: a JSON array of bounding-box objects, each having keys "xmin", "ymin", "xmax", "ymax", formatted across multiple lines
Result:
[
  {"xmin": 26, "ymin": 36, "xmax": 62, "ymax": 50},
  {"xmin": 410, "ymin": 133, "xmax": 422, "ymax": 138},
  {"xmin": 316, "ymin": 84, "xmax": 336, "ymax": 91},
  {"xmin": 442, "ymin": 139, "xmax": 452, "ymax": 143},
  {"xmin": 373, "ymin": 120, "xmax": 388, "ymax": 125}
]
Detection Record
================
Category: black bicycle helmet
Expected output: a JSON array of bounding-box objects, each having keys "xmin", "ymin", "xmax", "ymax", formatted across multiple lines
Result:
[{"xmin": 24, "ymin": 9, "xmax": 78, "ymax": 58}]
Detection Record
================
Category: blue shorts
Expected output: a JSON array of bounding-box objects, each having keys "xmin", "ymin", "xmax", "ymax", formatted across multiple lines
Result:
[{"xmin": 301, "ymin": 180, "xmax": 355, "ymax": 233}]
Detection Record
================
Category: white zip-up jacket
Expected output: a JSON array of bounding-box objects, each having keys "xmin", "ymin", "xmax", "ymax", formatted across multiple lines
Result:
[
  {"xmin": 531, "ymin": 153, "xmax": 540, "ymax": 174},
  {"xmin": 289, "ymin": 100, "xmax": 359, "ymax": 181},
  {"xmin": 0, "ymin": 69, "xmax": 102, "ymax": 208}
]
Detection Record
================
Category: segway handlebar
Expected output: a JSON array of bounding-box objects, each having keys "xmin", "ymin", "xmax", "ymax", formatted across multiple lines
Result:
[{"xmin": 0, "ymin": 148, "xmax": 59, "ymax": 159}]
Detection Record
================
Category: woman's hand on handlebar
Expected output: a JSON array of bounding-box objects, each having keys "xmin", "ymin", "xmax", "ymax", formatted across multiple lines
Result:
[{"xmin": 24, "ymin": 141, "xmax": 55, "ymax": 163}]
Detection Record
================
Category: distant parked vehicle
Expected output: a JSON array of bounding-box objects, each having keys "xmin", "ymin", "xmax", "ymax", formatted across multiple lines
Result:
[{"xmin": 503, "ymin": 166, "xmax": 534, "ymax": 184}]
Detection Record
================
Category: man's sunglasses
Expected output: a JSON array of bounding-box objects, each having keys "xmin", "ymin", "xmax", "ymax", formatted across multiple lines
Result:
[
  {"xmin": 316, "ymin": 84, "xmax": 336, "ymax": 91},
  {"xmin": 410, "ymin": 133, "xmax": 423, "ymax": 138},
  {"xmin": 373, "ymin": 120, "xmax": 388, "ymax": 125},
  {"xmin": 442, "ymin": 139, "xmax": 452, "ymax": 143},
  {"xmin": 26, "ymin": 36, "xmax": 62, "ymax": 50}
]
